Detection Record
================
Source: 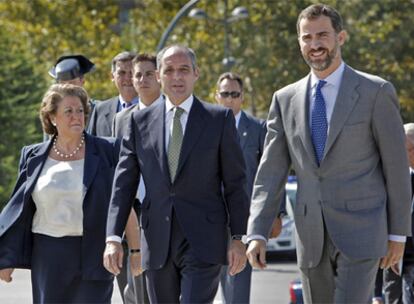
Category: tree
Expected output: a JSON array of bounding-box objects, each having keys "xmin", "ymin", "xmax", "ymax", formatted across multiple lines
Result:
[{"xmin": 0, "ymin": 29, "xmax": 47, "ymax": 207}]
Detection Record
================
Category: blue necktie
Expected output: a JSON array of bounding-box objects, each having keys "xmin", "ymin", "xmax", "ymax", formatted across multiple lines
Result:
[{"xmin": 311, "ymin": 80, "xmax": 327, "ymax": 165}]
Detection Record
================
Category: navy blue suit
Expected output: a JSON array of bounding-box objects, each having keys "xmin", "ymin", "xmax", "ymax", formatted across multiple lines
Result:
[
  {"xmin": 0, "ymin": 133, "xmax": 119, "ymax": 302},
  {"xmin": 220, "ymin": 111, "xmax": 266, "ymax": 304},
  {"xmin": 106, "ymin": 97, "xmax": 249, "ymax": 303}
]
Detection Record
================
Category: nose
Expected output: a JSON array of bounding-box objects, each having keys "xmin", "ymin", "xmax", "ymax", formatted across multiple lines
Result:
[{"xmin": 309, "ymin": 38, "xmax": 322, "ymax": 49}]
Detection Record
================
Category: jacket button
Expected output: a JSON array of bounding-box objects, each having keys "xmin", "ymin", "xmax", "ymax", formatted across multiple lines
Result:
[{"xmin": 165, "ymin": 216, "xmax": 170, "ymax": 222}]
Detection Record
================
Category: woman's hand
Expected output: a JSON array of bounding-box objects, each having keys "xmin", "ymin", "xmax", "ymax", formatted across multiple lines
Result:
[
  {"xmin": 129, "ymin": 252, "xmax": 143, "ymax": 277},
  {"xmin": 0, "ymin": 268, "xmax": 14, "ymax": 283}
]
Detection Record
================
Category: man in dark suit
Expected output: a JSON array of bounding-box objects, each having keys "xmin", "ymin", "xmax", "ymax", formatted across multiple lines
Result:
[
  {"xmin": 246, "ymin": 4, "xmax": 411, "ymax": 303},
  {"xmin": 87, "ymin": 50, "xmax": 137, "ymax": 303},
  {"xmin": 104, "ymin": 45, "xmax": 249, "ymax": 303},
  {"xmin": 383, "ymin": 123, "xmax": 414, "ymax": 304},
  {"xmin": 88, "ymin": 51, "xmax": 137, "ymax": 137},
  {"xmin": 112, "ymin": 53, "xmax": 162, "ymax": 304},
  {"xmin": 215, "ymin": 72, "xmax": 267, "ymax": 304}
]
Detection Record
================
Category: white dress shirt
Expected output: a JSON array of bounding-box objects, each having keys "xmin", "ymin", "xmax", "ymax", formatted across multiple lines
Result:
[{"xmin": 164, "ymin": 95, "xmax": 193, "ymax": 151}]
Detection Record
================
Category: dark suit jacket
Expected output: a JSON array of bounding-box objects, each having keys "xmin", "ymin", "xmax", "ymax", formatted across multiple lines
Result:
[
  {"xmin": 0, "ymin": 133, "xmax": 119, "ymax": 280},
  {"xmin": 238, "ymin": 111, "xmax": 266, "ymax": 197},
  {"xmin": 88, "ymin": 96, "xmax": 119, "ymax": 136},
  {"xmin": 106, "ymin": 97, "xmax": 249, "ymax": 270}
]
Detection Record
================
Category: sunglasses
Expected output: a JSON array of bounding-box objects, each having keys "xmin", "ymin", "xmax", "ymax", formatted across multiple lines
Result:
[{"xmin": 218, "ymin": 91, "xmax": 241, "ymax": 98}]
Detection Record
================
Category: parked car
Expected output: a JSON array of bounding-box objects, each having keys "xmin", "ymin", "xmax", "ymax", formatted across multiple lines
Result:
[
  {"xmin": 266, "ymin": 176, "xmax": 297, "ymax": 254},
  {"xmin": 289, "ymin": 278, "xmax": 304, "ymax": 304}
]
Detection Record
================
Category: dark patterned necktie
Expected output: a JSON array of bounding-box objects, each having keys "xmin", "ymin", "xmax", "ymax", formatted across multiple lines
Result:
[
  {"xmin": 168, "ymin": 107, "xmax": 184, "ymax": 182},
  {"xmin": 311, "ymin": 80, "xmax": 327, "ymax": 165}
]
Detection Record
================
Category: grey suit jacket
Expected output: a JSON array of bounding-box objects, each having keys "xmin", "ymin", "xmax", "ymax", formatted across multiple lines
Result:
[
  {"xmin": 248, "ymin": 65, "xmax": 412, "ymax": 268},
  {"xmin": 238, "ymin": 111, "xmax": 266, "ymax": 197},
  {"xmin": 112, "ymin": 104, "xmax": 137, "ymax": 138},
  {"xmin": 88, "ymin": 96, "xmax": 119, "ymax": 137}
]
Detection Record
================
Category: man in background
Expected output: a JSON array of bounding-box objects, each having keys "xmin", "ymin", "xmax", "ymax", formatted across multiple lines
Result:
[
  {"xmin": 383, "ymin": 123, "xmax": 414, "ymax": 304},
  {"xmin": 88, "ymin": 51, "xmax": 137, "ymax": 136},
  {"xmin": 49, "ymin": 54, "xmax": 95, "ymax": 127},
  {"xmin": 112, "ymin": 53, "xmax": 162, "ymax": 304}
]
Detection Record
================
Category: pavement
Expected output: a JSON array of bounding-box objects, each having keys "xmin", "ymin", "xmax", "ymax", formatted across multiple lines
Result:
[{"xmin": 0, "ymin": 254, "xmax": 298, "ymax": 304}]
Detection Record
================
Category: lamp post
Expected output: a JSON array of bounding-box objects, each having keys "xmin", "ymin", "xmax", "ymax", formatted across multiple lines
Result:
[
  {"xmin": 156, "ymin": 0, "xmax": 201, "ymax": 52},
  {"xmin": 188, "ymin": 0, "xmax": 248, "ymax": 70}
]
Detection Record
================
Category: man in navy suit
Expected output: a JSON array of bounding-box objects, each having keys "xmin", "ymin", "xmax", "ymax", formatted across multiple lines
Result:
[
  {"xmin": 215, "ymin": 72, "xmax": 266, "ymax": 304},
  {"xmin": 88, "ymin": 51, "xmax": 138, "ymax": 137},
  {"xmin": 104, "ymin": 45, "xmax": 249, "ymax": 303}
]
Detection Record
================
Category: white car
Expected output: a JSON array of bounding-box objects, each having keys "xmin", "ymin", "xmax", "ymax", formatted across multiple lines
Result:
[{"xmin": 266, "ymin": 178, "xmax": 297, "ymax": 254}]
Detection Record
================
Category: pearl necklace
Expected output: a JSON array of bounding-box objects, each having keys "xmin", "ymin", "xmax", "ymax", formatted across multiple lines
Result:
[{"xmin": 53, "ymin": 134, "xmax": 85, "ymax": 158}]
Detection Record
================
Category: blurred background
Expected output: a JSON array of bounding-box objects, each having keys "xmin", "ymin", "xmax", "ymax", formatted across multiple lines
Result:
[{"xmin": 1, "ymin": 0, "xmax": 414, "ymax": 209}]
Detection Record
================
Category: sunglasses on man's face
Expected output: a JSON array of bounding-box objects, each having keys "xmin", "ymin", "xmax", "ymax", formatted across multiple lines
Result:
[{"xmin": 218, "ymin": 91, "xmax": 241, "ymax": 98}]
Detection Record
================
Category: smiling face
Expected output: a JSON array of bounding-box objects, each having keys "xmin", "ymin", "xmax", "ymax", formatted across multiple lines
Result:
[
  {"xmin": 298, "ymin": 15, "xmax": 346, "ymax": 79},
  {"xmin": 157, "ymin": 48, "xmax": 199, "ymax": 105},
  {"xmin": 51, "ymin": 95, "xmax": 85, "ymax": 139},
  {"xmin": 112, "ymin": 60, "xmax": 137, "ymax": 102}
]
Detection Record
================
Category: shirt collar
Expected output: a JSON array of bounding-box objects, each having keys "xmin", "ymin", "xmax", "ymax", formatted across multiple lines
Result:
[
  {"xmin": 165, "ymin": 95, "xmax": 193, "ymax": 115},
  {"xmin": 139, "ymin": 94, "xmax": 163, "ymax": 110},
  {"xmin": 234, "ymin": 111, "xmax": 242, "ymax": 129},
  {"xmin": 119, "ymin": 95, "xmax": 138, "ymax": 108},
  {"xmin": 310, "ymin": 61, "xmax": 345, "ymax": 89}
]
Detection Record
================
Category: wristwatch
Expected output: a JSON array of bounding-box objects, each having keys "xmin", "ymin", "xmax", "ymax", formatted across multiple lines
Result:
[{"xmin": 231, "ymin": 234, "xmax": 248, "ymax": 244}]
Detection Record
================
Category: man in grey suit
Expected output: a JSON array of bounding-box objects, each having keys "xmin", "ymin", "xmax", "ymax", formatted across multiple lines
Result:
[
  {"xmin": 215, "ymin": 72, "xmax": 267, "ymax": 304},
  {"xmin": 112, "ymin": 53, "xmax": 162, "ymax": 304},
  {"xmin": 246, "ymin": 4, "xmax": 412, "ymax": 303},
  {"xmin": 88, "ymin": 51, "xmax": 137, "ymax": 137}
]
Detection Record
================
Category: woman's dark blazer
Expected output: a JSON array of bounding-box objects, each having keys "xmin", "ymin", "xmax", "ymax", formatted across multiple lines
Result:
[{"xmin": 0, "ymin": 133, "xmax": 120, "ymax": 280}]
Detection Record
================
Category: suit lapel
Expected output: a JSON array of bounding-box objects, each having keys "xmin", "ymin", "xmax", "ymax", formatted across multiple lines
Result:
[
  {"xmin": 323, "ymin": 66, "xmax": 360, "ymax": 159},
  {"xmin": 175, "ymin": 98, "xmax": 206, "ymax": 181},
  {"xmin": 292, "ymin": 76, "xmax": 318, "ymax": 167},
  {"xmin": 238, "ymin": 111, "xmax": 249, "ymax": 148},
  {"xmin": 82, "ymin": 133, "xmax": 99, "ymax": 199},
  {"xmin": 105, "ymin": 97, "xmax": 119, "ymax": 130},
  {"xmin": 146, "ymin": 100, "xmax": 170, "ymax": 184},
  {"xmin": 24, "ymin": 140, "xmax": 52, "ymax": 200}
]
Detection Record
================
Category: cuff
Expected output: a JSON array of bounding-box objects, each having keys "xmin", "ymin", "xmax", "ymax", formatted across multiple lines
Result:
[
  {"xmin": 388, "ymin": 234, "xmax": 406, "ymax": 242},
  {"xmin": 106, "ymin": 235, "xmax": 122, "ymax": 243}
]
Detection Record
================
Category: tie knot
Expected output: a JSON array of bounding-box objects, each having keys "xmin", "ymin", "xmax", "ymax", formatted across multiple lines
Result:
[
  {"xmin": 174, "ymin": 107, "xmax": 185, "ymax": 118},
  {"xmin": 317, "ymin": 80, "xmax": 327, "ymax": 90}
]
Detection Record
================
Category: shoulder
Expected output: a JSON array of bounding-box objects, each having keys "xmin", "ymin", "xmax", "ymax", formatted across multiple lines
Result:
[
  {"xmin": 94, "ymin": 96, "xmax": 118, "ymax": 111},
  {"xmin": 242, "ymin": 111, "xmax": 265, "ymax": 126},
  {"xmin": 196, "ymin": 97, "xmax": 232, "ymax": 118},
  {"xmin": 86, "ymin": 134, "xmax": 119, "ymax": 152},
  {"xmin": 275, "ymin": 75, "xmax": 309, "ymax": 100},
  {"xmin": 350, "ymin": 67, "xmax": 395, "ymax": 92}
]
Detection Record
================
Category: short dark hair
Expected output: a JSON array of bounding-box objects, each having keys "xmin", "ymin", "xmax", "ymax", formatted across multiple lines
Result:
[
  {"xmin": 216, "ymin": 72, "xmax": 243, "ymax": 91},
  {"xmin": 156, "ymin": 45, "xmax": 197, "ymax": 71},
  {"xmin": 132, "ymin": 53, "xmax": 157, "ymax": 68},
  {"xmin": 39, "ymin": 84, "xmax": 89, "ymax": 135},
  {"xmin": 111, "ymin": 51, "xmax": 137, "ymax": 72},
  {"xmin": 296, "ymin": 4, "xmax": 343, "ymax": 34}
]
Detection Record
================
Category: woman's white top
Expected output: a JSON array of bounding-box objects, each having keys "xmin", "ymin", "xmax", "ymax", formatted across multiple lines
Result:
[{"xmin": 32, "ymin": 157, "xmax": 84, "ymax": 237}]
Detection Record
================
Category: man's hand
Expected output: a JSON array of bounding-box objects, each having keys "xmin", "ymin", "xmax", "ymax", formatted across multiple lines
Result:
[
  {"xmin": 246, "ymin": 239, "xmax": 267, "ymax": 269},
  {"xmin": 227, "ymin": 240, "xmax": 247, "ymax": 276},
  {"xmin": 129, "ymin": 252, "xmax": 143, "ymax": 277},
  {"xmin": 269, "ymin": 216, "xmax": 283, "ymax": 239},
  {"xmin": 379, "ymin": 240, "xmax": 405, "ymax": 270},
  {"xmin": 0, "ymin": 268, "xmax": 14, "ymax": 283},
  {"xmin": 103, "ymin": 241, "xmax": 123, "ymax": 275}
]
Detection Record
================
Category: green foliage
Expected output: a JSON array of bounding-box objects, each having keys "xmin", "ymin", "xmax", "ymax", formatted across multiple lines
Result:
[
  {"xmin": 0, "ymin": 29, "xmax": 46, "ymax": 208},
  {"xmin": 0, "ymin": 0, "xmax": 414, "ymax": 209}
]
